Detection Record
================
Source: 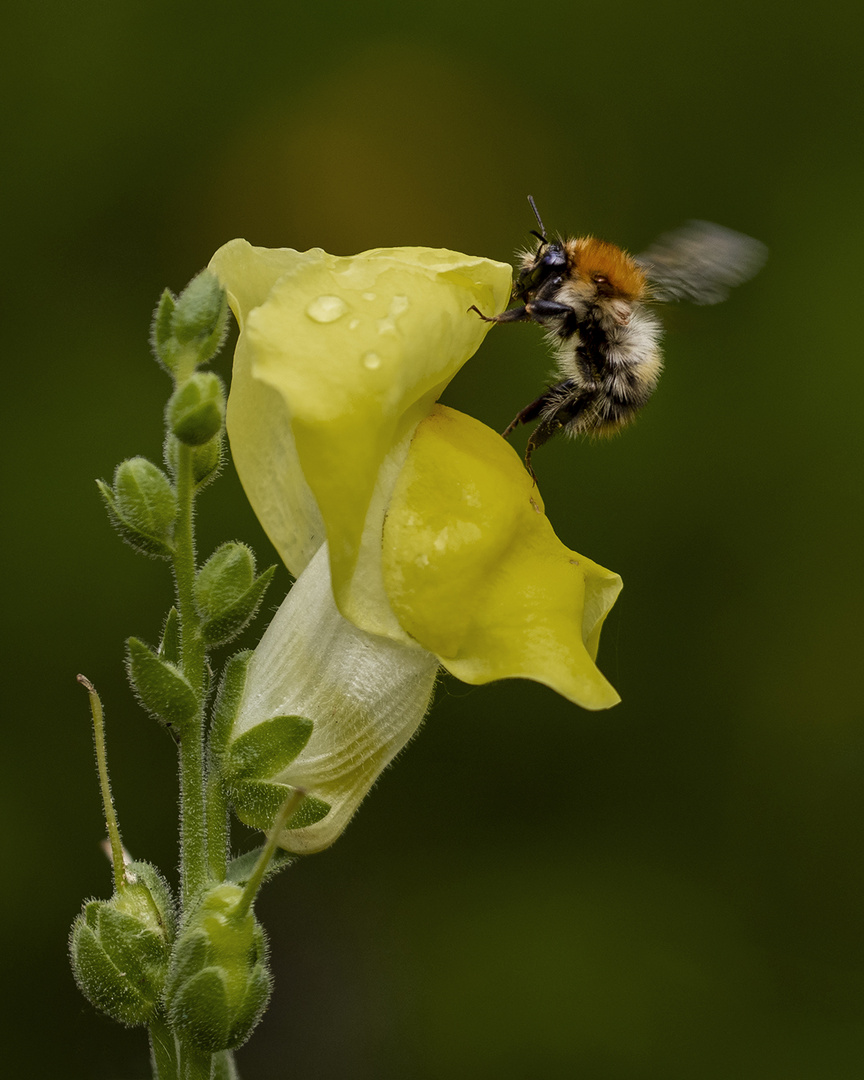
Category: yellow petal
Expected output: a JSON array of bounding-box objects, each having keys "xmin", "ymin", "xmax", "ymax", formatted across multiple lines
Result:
[
  {"xmin": 382, "ymin": 406, "xmax": 622, "ymax": 710},
  {"xmin": 210, "ymin": 241, "xmax": 512, "ymax": 636}
]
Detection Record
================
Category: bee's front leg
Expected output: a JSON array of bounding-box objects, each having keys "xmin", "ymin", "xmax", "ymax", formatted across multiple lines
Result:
[
  {"xmin": 469, "ymin": 299, "xmax": 572, "ymax": 325},
  {"xmin": 468, "ymin": 304, "xmax": 532, "ymax": 323}
]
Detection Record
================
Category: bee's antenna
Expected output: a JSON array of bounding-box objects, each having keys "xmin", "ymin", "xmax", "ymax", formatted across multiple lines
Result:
[{"xmin": 527, "ymin": 195, "xmax": 547, "ymax": 243}]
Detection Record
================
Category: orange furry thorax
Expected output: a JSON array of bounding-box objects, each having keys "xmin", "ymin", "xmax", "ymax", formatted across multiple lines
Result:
[{"xmin": 563, "ymin": 237, "xmax": 648, "ymax": 299}]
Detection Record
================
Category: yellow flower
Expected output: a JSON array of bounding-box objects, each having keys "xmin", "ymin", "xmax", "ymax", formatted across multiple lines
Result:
[{"xmin": 209, "ymin": 241, "xmax": 621, "ymax": 853}]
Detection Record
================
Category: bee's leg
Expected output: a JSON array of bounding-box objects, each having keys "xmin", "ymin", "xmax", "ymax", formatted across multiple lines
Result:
[
  {"xmin": 469, "ymin": 299, "xmax": 573, "ymax": 324},
  {"xmin": 501, "ymin": 392, "xmax": 550, "ymax": 439},
  {"xmin": 503, "ymin": 379, "xmax": 581, "ymax": 440},
  {"xmin": 468, "ymin": 304, "xmax": 532, "ymax": 323},
  {"xmin": 524, "ymin": 388, "xmax": 590, "ymax": 476},
  {"xmin": 524, "ymin": 417, "xmax": 563, "ymax": 477}
]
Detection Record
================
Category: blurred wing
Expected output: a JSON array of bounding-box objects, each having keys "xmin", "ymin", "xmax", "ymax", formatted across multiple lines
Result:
[{"xmin": 636, "ymin": 221, "xmax": 768, "ymax": 305}]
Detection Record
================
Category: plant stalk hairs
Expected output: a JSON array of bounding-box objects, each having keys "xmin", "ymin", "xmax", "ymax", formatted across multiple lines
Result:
[{"xmin": 70, "ymin": 242, "xmax": 621, "ymax": 1079}]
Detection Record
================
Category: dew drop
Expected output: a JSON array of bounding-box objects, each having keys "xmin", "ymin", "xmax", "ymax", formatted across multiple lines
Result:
[
  {"xmin": 362, "ymin": 351, "xmax": 381, "ymax": 370},
  {"xmin": 362, "ymin": 292, "xmax": 377, "ymax": 302},
  {"xmin": 377, "ymin": 295, "xmax": 410, "ymax": 335},
  {"xmin": 348, "ymin": 318, "xmax": 360, "ymax": 330},
  {"xmin": 306, "ymin": 295, "xmax": 348, "ymax": 323}
]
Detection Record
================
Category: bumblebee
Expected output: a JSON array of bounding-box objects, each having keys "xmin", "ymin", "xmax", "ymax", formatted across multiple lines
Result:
[{"xmin": 472, "ymin": 198, "xmax": 766, "ymax": 474}]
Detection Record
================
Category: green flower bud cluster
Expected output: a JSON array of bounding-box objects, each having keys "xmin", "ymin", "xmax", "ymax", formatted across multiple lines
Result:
[
  {"xmin": 70, "ymin": 864, "xmax": 273, "ymax": 1053},
  {"xmin": 97, "ymin": 272, "xmax": 231, "ymax": 560},
  {"xmin": 70, "ymin": 862, "xmax": 174, "ymax": 1027},
  {"xmin": 164, "ymin": 883, "xmax": 271, "ymax": 1051}
]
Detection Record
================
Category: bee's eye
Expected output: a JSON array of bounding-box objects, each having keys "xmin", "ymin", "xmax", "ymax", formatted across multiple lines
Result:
[{"xmin": 592, "ymin": 274, "xmax": 608, "ymax": 285}]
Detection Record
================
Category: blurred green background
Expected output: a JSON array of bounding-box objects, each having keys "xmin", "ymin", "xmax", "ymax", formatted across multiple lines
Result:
[{"xmin": 4, "ymin": 1, "xmax": 862, "ymax": 1077}]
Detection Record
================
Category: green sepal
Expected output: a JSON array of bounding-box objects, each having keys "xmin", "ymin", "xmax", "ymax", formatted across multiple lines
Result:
[
  {"xmin": 158, "ymin": 607, "xmax": 181, "ymax": 665},
  {"xmin": 230, "ymin": 778, "xmax": 330, "ymax": 833},
  {"xmin": 71, "ymin": 911, "xmax": 157, "ymax": 1026},
  {"xmin": 164, "ymin": 432, "xmax": 224, "ymax": 490},
  {"xmin": 126, "ymin": 637, "xmax": 199, "ymax": 730},
  {"xmin": 151, "ymin": 288, "xmax": 176, "ymax": 372},
  {"xmin": 97, "ymin": 458, "xmax": 176, "ymax": 559},
  {"xmin": 195, "ymin": 544, "xmax": 276, "ymax": 647},
  {"xmin": 201, "ymin": 566, "xmax": 274, "ymax": 646},
  {"xmin": 169, "ymin": 967, "xmax": 233, "ymax": 1051},
  {"xmin": 152, "ymin": 271, "xmax": 229, "ymax": 380},
  {"xmin": 122, "ymin": 860, "xmax": 176, "ymax": 940},
  {"xmin": 225, "ymin": 846, "xmax": 295, "ymax": 887},
  {"xmin": 173, "ymin": 271, "xmax": 229, "ymax": 351},
  {"xmin": 213, "ymin": 1051, "xmax": 241, "ymax": 1080},
  {"xmin": 222, "ymin": 715, "xmax": 314, "ymax": 784},
  {"xmin": 164, "ymin": 884, "xmax": 271, "ymax": 1051},
  {"xmin": 208, "ymin": 651, "xmax": 252, "ymax": 763},
  {"xmin": 167, "ymin": 372, "xmax": 226, "ymax": 446},
  {"xmin": 69, "ymin": 862, "xmax": 174, "ymax": 1027}
]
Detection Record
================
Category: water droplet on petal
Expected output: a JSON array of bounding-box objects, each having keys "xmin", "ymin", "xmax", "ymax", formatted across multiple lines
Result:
[
  {"xmin": 348, "ymin": 318, "xmax": 360, "ymax": 330},
  {"xmin": 362, "ymin": 351, "xmax": 381, "ymax": 370},
  {"xmin": 306, "ymin": 295, "xmax": 348, "ymax": 323},
  {"xmin": 362, "ymin": 292, "xmax": 377, "ymax": 302},
  {"xmin": 377, "ymin": 295, "xmax": 410, "ymax": 335}
]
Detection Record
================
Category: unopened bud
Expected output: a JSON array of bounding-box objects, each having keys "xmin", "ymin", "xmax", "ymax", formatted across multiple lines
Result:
[
  {"xmin": 167, "ymin": 372, "xmax": 226, "ymax": 446},
  {"xmin": 69, "ymin": 862, "xmax": 174, "ymax": 1026},
  {"xmin": 164, "ymin": 883, "xmax": 271, "ymax": 1051}
]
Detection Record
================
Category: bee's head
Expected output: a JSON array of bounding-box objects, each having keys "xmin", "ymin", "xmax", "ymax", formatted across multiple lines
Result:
[{"xmin": 512, "ymin": 238, "xmax": 568, "ymax": 302}]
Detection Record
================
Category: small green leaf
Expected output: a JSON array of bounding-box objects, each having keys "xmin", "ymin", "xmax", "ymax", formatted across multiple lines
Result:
[
  {"xmin": 225, "ymin": 846, "xmax": 294, "ymax": 887},
  {"xmin": 126, "ymin": 637, "xmax": 199, "ymax": 729},
  {"xmin": 223, "ymin": 716, "xmax": 314, "ymax": 783},
  {"xmin": 158, "ymin": 607, "xmax": 181, "ymax": 665},
  {"xmin": 231, "ymin": 779, "xmax": 330, "ymax": 833},
  {"xmin": 150, "ymin": 288, "xmax": 177, "ymax": 371},
  {"xmin": 209, "ymin": 652, "xmax": 252, "ymax": 763}
]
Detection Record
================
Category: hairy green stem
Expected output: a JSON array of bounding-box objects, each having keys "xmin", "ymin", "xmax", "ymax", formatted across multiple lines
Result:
[
  {"xmin": 206, "ymin": 767, "xmax": 229, "ymax": 881},
  {"xmin": 149, "ymin": 1014, "xmax": 180, "ymax": 1079},
  {"xmin": 78, "ymin": 674, "xmax": 126, "ymax": 891},
  {"xmin": 172, "ymin": 444, "xmax": 209, "ymax": 905}
]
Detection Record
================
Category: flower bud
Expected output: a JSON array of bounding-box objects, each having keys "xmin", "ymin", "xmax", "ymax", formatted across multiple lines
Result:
[
  {"xmin": 164, "ymin": 883, "xmax": 270, "ymax": 1051},
  {"xmin": 194, "ymin": 544, "xmax": 275, "ymax": 647},
  {"xmin": 151, "ymin": 271, "xmax": 228, "ymax": 378},
  {"xmin": 167, "ymin": 372, "xmax": 226, "ymax": 446},
  {"xmin": 69, "ymin": 862, "xmax": 174, "ymax": 1026},
  {"xmin": 164, "ymin": 432, "xmax": 224, "ymax": 489},
  {"xmin": 97, "ymin": 457, "xmax": 176, "ymax": 559},
  {"xmin": 172, "ymin": 271, "xmax": 229, "ymax": 350}
]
